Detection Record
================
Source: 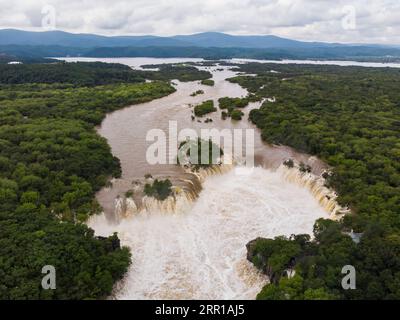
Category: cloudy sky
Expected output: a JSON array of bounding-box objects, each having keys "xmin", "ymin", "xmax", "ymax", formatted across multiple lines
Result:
[{"xmin": 0, "ymin": 0, "xmax": 399, "ymax": 44}]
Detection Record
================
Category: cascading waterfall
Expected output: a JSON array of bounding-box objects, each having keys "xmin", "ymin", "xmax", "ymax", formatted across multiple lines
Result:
[
  {"xmin": 185, "ymin": 163, "xmax": 235, "ymax": 184},
  {"xmin": 111, "ymin": 161, "xmax": 347, "ymax": 222},
  {"xmin": 141, "ymin": 193, "xmax": 192, "ymax": 215},
  {"xmin": 89, "ymin": 166, "xmax": 335, "ymax": 299},
  {"xmin": 114, "ymin": 196, "xmax": 138, "ymax": 221},
  {"xmin": 111, "ymin": 163, "xmax": 235, "ymax": 220},
  {"xmin": 277, "ymin": 164, "xmax": 349, "ymax": 220},
  {"xmin": 114, "ymin": 196, "xmax": 124, "ymax": 220}
]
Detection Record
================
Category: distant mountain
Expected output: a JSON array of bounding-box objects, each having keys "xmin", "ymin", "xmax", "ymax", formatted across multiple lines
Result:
[
  {"xmin": 1, "ymin": 29, "xmax": 400, "ymax": 63},
  {"xmin": 0, "ymin": 29, "xmax": 346, "ymax": 49},
  {"xmin": 172, "ymin": 32, "xmax": 340, "ymax": 48},
  {"xmin": 0, "ymin": 29, "xmax": 192, "ymax": 48}
]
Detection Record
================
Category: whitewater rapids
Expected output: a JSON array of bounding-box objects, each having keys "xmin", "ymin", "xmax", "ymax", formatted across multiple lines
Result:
[{"xmin": 89, "ymin": 167, "xmax": 329, "ymax": 300}]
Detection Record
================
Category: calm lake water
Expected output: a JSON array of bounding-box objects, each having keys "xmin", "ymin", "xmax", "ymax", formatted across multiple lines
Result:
[{"xmin": 59, "ymin": 56, "xmax": 400, "ymax": 68}]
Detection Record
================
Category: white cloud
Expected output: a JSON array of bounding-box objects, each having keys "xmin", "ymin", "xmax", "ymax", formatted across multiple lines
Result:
[{"xmin": 0, "ymin": 0, "xmax": 398, "ymax": 44}]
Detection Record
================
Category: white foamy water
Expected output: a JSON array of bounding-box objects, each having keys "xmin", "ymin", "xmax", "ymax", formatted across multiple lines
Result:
[{"xmin": 88, "ymin": 167, "xmax": 329, "ymax": 300}]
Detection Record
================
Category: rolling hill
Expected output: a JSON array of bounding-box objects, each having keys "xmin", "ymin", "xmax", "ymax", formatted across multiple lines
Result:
[
  {"xmin": 0, "ymin": 29, "xmax": 343, "ymax": 49},
  {"xmin": 0, "ymin": 29, "xmax": 399, "ymax": 62}
]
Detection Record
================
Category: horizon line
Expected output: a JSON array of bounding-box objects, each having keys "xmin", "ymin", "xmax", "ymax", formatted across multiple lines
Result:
[{"xmin": 1, "ymin": 27, "xmax": 398, "ymax": 47}]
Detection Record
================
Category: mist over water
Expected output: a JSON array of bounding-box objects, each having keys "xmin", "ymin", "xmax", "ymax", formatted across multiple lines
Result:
[{"xmin": 89, "ymin": 168, "xmax": 329, "ymax": 299}]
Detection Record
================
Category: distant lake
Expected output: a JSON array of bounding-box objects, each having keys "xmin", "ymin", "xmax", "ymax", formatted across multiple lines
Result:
[
  {"xmin": 56, "ymin": 56, "xmax": 400, "ymax": 69},
  {"xmin": 230, "ymin": 58, "xmax": 400, "ymax": 68},
  {"xmin": 56, "ymin": 57, "xmax": 204, "ymax": 69}
]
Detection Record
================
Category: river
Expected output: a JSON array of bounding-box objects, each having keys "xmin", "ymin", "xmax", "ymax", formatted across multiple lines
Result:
[{"xmin": 61, "ymin": 57, "xmax": 340, "ymax": 299}]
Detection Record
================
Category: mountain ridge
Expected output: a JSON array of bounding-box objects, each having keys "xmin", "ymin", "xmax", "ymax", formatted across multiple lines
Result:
[
  {"xmin": 0, "ymin": 28, "xmax": 379, "ymax": 49},
  {"xmin": 1, "ymin": 29, "xmax": 400, "ymax": 62}
]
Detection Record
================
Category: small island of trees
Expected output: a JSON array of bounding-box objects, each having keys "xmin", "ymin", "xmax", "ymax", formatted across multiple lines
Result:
[
  {"xmin": 144, "ymin": 178, "xmax": 173, "ymax": 201},
  {"xmin": 201, "ymin": 79, "xmax": 215, "ymax": 86},
  {"xmin": 194, "ymin": 100, "xmax": 217, "ymax": 117}
]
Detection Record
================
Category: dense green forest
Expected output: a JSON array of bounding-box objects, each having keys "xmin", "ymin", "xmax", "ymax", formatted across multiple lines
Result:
[
  {"xmin": 0, "ymin": 62, "xmax": 212, "ymax": 86},
  {"xmin": 0, "ymin": 62, "xmax": 146, "ymax": 85},
  {"xmin": 0, "ymin": 62, "xmax": 178, "ymax": 299},
  {"xmin": 230, "ymin": 63, "xmax": 400, "ymax": 299},
  {"xmin": 0, "ymin": 52, "xmax": 55, "ymax": 64}
]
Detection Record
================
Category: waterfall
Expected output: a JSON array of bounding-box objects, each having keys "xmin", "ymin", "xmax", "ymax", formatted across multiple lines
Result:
[
  {"xmin": 114, "ymin": 196, "xmax": 124, "ymax": 221},
  {"xmin": 109, "ymin": 164, "xmax": 236, "ymax": 219},
  {"xmin": 125, "ymin": 197, "xmax": 138, "ymax": 216},
  {"xmin": 277, "ymin": 164, "xmax": 349, "ymax": 220},
  {"xmin": 111, "ymin": 190, "xmax": 195, "ymax": 218},
  {"xmin": 113, "ymin": 196, "xmax": 138, "ymax": 221},
  {"xmin": 110, "ymin": 161, "xmax": 349, "ymax": 221},
  {"xmin": 89, "ymin": 166, "xmax": 331, "ymax": 299},
  {"xmin": 185, "ymin": 163, "xmax": 235, "ymax": 184},
  {"xmin": 141, "ymin": 193, "xmax": 192, "ymax": 214}
]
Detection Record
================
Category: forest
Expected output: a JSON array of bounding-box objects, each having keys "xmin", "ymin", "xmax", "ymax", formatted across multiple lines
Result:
[
  {"xmin": 0, "ymin": 62, "xmax": 181, "ymax": 299},
  {"xmin": 0, "ymin": 61, "xmax": 212, "ymax": 86},
  {"xmin": 230, "ymin": 63, "xmax": 400, "ymax": 299},
  {"xmin": 0, "ymin": 62, "xmax": 146, "ymax": 85}
]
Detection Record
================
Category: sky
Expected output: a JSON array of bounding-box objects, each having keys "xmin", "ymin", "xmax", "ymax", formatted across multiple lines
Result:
[{"xmin": 0, "ymin": 0, "xmax": 399, "ymax": 44}]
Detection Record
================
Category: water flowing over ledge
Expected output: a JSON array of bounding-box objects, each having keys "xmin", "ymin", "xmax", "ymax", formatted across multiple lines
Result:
[
  {"xmin": 112, "ymin": 164, "xmax": 235, "ymax": 220},
  {"xmin": 277, "ymin": 164, "xmax": 349, "ymax": 220},
  {"xmin": 108, "ymin": 160, "xmax": 347, "ymax": 222},
  {"xmin": 89, "ymin": 166, "xmax": 334, "ymax": 299}
]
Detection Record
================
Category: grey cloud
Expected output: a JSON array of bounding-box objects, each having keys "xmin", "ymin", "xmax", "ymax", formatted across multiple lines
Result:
[{"xmin": 0, "ymin": 0, "xmax": 398, "ymax": 44}]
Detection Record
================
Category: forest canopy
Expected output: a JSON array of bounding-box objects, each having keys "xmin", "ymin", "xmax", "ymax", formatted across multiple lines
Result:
[
  {"xmin": 230, "ymin": 62, "xmax": 400, "ymax": 299},
  {"xmin": 0, "ymin": 62, "xmax": 178, "ymax": 299},
  {"xmin": 0, "ymin": 61, "xmax": 213, "ymax": 86},
  {"xmin": 0, "ymin": 62, "xmax": 146, "ymax": 85}
]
